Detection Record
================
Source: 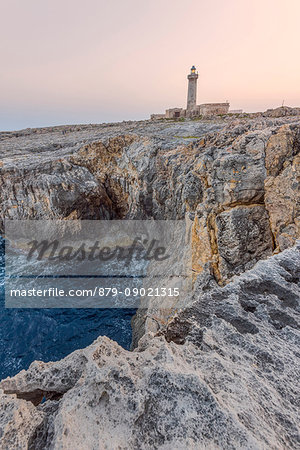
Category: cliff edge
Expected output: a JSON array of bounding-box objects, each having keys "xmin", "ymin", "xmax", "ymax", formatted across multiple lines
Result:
[
  {"xmin": 0, "ymin": 112, "xmax": 299, "ymax": 448},
  {"xmin": 0, "ymin": 243, "xmax": 299, "ymax": 449}
]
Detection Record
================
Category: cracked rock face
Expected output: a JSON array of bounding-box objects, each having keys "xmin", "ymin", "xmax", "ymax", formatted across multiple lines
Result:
[
  {"xmin": 0, "ymin": 245, "xmax": 299, "ymax": 449},
  {"xmin": 1, "ymin": 116, "xmax": 299, "ymax": 277},
  {"xmin": 215, "ymin": 204, "xmax": 273, "ymax": 279},
  {"xmin": 0, "ymin": 113, "xmax": 299, "ymax": 448}
]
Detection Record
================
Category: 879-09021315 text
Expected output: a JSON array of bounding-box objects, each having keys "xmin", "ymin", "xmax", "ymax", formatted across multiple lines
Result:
[
  {"xmin": 5, "ymin": 220, "xmax": 190, "ymax": 307},
  {"xmin": 9, "ymin": 287, "xmax": 180, "ymax": 298}
]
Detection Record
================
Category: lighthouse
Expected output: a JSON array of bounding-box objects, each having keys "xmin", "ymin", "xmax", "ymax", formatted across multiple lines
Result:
[
  {"xmin": 151, "ymin": 65, "xmax": 230, "ymax": 120},
  {"xmin": 187, "ymin": 65, "xmax": 198, "ymax": 111}
]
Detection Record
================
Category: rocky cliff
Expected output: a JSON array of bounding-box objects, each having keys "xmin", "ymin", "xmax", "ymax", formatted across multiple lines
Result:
[
  {"xmin": 0, "ymin": 244, "xmax": 299, "ymax": 449},
  {"xmin": 1, "ymin": 116, "xmax": 299, "ymax": 269},
  {"xmin": 0, "ymin": 112, "xmax": 299, "ymax": 448}
]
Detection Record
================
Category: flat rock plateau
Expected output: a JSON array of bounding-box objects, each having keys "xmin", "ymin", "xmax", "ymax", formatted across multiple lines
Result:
[{"xmin": 0, "ymin": 108, "xmax": 299, "ymax": 449}]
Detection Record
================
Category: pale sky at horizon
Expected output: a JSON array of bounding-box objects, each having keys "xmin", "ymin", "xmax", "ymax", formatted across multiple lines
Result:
[{"xmin": 1, "ymin": 0, "xmax": 300, "ymax": 131}]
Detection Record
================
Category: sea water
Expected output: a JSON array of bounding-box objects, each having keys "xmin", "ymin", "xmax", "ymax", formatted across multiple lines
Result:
[{"xmin": 0, "ymin": 236, "xmax": 136, "ymax": 380}]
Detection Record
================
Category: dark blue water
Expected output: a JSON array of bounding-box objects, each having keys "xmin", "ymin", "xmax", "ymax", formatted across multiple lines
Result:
[{"xmin": 0, "ymin": 237, "xmax": 136, "ymax": 380}]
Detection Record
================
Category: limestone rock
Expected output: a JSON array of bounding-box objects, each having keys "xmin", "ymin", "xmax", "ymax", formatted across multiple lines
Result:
[
  {"xmin": 0, "ymin": 390, "xmax": 44, "ymax": 449},
  {"xmin": 264, "ymin": 124, "xmax": 300, "ymax": 251},
  {"xmin": 1, "ymin": 115, "xmax": 300, "ymax": 341},
  {"xmin": 216, "ymin": 205, "xmax": 273, "ymax": 279},
  {"xmin": 0, "ymin": 244, "xmax": 299, "ymax": 449},
  {"xmin": 1, "ymin": 116, "xmax": 299, "ymax": 279}
]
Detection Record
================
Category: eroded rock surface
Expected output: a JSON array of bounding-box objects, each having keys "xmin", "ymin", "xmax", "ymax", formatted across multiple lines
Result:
[
  {"xmin": 1, "ymin": 113, "xmax": 300, "ymax": 448},
  {"xmin": 2, "ymin": 116, "xmax": 299, "ymax": 268},
  {"xmin": 1, "ymin": 116, "xmax": 299, "ymax": 278},
  {"xmin": 1, "ymin": 114, "xmax": 300, "ymax": 345},
  {"xmin": 0, "ymin": 244, "xmax": 299, "ymax": 449}
]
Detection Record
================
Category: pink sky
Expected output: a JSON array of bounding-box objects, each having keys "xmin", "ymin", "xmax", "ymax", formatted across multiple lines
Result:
[{"xmin": 1, "ymin": 0, "xmax": 300, "ymax": 130}]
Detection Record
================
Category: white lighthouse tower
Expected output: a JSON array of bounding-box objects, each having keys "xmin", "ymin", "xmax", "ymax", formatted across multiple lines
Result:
[{"xmin": 187, "ymin": 65, "xmax": 198, "ymax": 111}]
